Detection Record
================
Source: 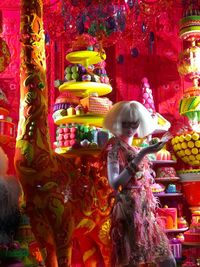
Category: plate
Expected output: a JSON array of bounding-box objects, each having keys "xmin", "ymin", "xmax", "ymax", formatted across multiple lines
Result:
[
  {"xmin": 66, "ymin": 50, "xmax": 106, "ymax": 66},
  {"xmin": 155, "ymin": 177, "xmax": 180, "ymax": 182},
  {"xmin": 177, "ymin": 170, "xmax": 200, "ymax": 181},
  {"xmin": 151, "ymin": 160, "xmax": 177, "ymax": 164},
  {"xmin": 59, "ymin": 81, "xmax": 112, "ymax": 97},
  {"xmin": 165, "ymin": 227, "xmax": 188, "ymax": 233},
  {"xmin": 54, "ymin": 114, "xmax": 104, "ymax": 127},
  {"xmin": 55, "ymin": 147, "xmax": 101, "ymax": 157},
  {"xmin": 153, "ymin": 193, "xmax": 183, "ymax": 197}
]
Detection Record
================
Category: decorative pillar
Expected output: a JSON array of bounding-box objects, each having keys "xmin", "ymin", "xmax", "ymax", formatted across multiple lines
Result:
[{"xmin": 15, "ymin": 0, "xmax": 76, "ymax": 266}]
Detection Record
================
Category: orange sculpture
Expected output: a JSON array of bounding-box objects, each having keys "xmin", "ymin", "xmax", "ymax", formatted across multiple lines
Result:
[{"xmin": 14, "ymin": 1, "xmax": 113, "ymax": 266}]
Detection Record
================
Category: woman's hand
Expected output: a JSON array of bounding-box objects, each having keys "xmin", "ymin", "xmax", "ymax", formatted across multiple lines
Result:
[
  {"xmin": 130, "ymin": 141, "xmax": 166, "ymax": 167},
  {"xmin": 143, "ymin": 141, "xmax": 166, "ymax": 154}
]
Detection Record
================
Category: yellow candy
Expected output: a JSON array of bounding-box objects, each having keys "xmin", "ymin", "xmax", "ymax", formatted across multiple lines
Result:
[
  {"xmin": 192, "ymin": 132, "xmax": 199, "ymax": 141},
  {"xmin": 188, "ymin": 141, "xmax": 194, "ymax": 148},
  {"xmin": 179, "ymin": 135, "xmax": 185, "ymax": 142},
  {"xmin": 196, "ymin": 154, "xmax": 200, "ymax": 160},
  {"xmin": 176, "ymin": 143, "xmax": 182, "ymax": 150},
  {"xmin": 185, "ymin": 134, "xmax": 191, "ymax": 141},
  {"xmin": 179, "ymin": 150, "xmax": 185, "ymax": 157},
  {"xmin": 173, "ymin": 144, "xmax": 178, "ymax": 151},
  {"xmin": 181, "ymin": 142, "xmax": 187, "ymax": 149},
  {"xmin": 195, "ymin": 140, "xmax": 200, "ymax": 148},
  {"xmin": 177, "ymin": 151, "xmax": 182, "ymax": 157},
  {"xmin": 171, "ymin": 139, "xmax": 175, "ymax": 145},
  {"xmin": 189, "ymin": 155, "xmax": 195, "ymax": 161},
  {"xmin": 175, "ymin": 136, "xmax": 180, "ymax": 143},
  {"xmin": 183, "ymin": 156, "xmax": 189, "ymax": 162},
  {"xmin": 192, "ymin": 148, "xmax": 198, "ymax": 155},
  {"xmin": 193, "ymin": 160, "xmax": 200, "ymax": 165},
  {"xmin": 185, "ymin": 149, "xmax": 191, "ymax": 155}
]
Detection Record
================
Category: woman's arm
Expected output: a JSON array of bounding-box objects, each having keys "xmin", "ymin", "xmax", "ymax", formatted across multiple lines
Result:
[
  {"xmin": 107, "ymin": 149, "xmax": 137, "ymax": 190},
  {"xmin": 107, "ymin": 141, "xmax": 166, "ymax": 190}
]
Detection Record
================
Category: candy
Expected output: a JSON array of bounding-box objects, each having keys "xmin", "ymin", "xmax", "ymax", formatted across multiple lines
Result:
[{"xmin": 172, "ymin": 131, "xmax": 200, "ymax": 166}]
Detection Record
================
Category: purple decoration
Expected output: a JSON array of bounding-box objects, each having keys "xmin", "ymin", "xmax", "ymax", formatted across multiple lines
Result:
[
  {"xmin": 131, "ymin": 47, "xmax": 139, "ymax": 57},
  {"xmin": 142, "ymin": 22, "xmax": 146, "ymax": 33},
  {"xmin": 117, "ymin": 54, "xmax": 124, "ymax": 64},
  {"xmin": 149, "ymin": 31, "xmax": 155, "ymax": 42}
]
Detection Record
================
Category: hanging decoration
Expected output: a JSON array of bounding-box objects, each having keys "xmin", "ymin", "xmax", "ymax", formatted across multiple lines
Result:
[
  {"xmin": 44, "ymin": 0, "xmax": 130, "ymax": 47},
  {"xmin": 43, "ymin": 0, "xmax": 175, "ymax": 49},
  {"xmin": 0, "ymin": 11, "xmax": 11, "ymax": 73}
]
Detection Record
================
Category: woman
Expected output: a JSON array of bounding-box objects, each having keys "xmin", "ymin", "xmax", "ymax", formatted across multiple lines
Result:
[{"xmin": 103, "ymin": 101, "xmax": 176, "ymax": 267}]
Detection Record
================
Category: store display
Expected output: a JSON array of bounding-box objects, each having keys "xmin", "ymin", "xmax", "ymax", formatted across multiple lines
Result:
[
  {"xmin": 53, "ymin": 48, "xmax": 113, "ymax": 153},
  {"xmin": 156, "ymin": 167, "xmax": 179, "ymax": 180},
  {"xmin": 2, "ymin": 0, "xmax": 199, "ymax": 265}
]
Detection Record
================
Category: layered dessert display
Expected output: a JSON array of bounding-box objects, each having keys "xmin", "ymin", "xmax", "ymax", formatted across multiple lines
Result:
[{"xmin": 53, "ymin": 48, "xmax": 113, "ymax": 154}]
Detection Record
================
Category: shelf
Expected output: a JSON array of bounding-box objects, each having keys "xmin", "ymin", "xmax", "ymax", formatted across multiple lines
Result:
[
  {"xmin": 151, "ymin": 160, "xmax": 177, "ymax": 164},
  {"xmin": 55, "ymin": 147, "xmax": 101, "ymax": 157},
  {"xmin": 154, "ymin": 193, "xmax": 183, "ymax": 197},
  {"xmin": 183, "ymin": 242, "xmax": 200, "ymax": 247},
  {"xmin": 165, "ymin": 227, "xmax": 188, "ymax": 233},
  {"xmin": 59, "ymin": 81, "xmax": 112, "ymax": 97},
  {"xmin": 66, "ymin": 50, "xmax": 106, "ymax": 67},
  {"xmin": 155, "ymin": 177, "xmax": 180, "ymax": 182},
  {"xmin": 0, "ymin": 107, "xmax": 9, "ymax": 116},
  {"xmin": 54, "ymin": 114, "xmax": 104, "ymax": 127}
]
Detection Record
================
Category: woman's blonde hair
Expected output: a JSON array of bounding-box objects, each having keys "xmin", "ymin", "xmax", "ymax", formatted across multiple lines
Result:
[{"xmin": 103, "ymin": 101, "xmax": 156, "ymax": 138}]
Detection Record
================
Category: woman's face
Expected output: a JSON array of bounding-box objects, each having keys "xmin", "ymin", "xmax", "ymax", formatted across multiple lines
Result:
[{"xmin": 120, "ymin": 120, "xmax": 140, "ymax": 137}]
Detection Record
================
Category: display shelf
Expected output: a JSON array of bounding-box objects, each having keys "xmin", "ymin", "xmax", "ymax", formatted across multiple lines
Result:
[
  {"xmin": 155, "ymin": 177, "xmax": 180, "ymax": 182},
  {"xmin": 165, "ymin": 227, "xmax": 188, "ymax": 233},
  {"xmin": 154, "ymin": 193, "xmax": 183, "ymax": 197},
  {"xmin": 55, "ymin": 147, "xmax": 101, "ymax": 157},
  {"xmin": 183, "ymin": 242, "xmax": 200, "ymax": 246},
  {"xmin": 54, "ymin": 114, "xmax": 104, "ymax": 127},
  {"xmin": 59, "ymin": 81, "xmax": 112, "ymax": 97},
  {"xmin": 66, "ymin": 50, "xmax": 106, "ymax": 67},
  {"xmin": 151, "ymin": 160, "xmax": 177, "ymax": 164},
  {"xmin": 0, "ymin": 107, "xmax": 9, "ymax": 116}
]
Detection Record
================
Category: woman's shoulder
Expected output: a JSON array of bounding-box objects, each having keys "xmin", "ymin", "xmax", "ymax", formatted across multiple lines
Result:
[{"xmin": 105, "ymin": 137, "xmax": 120, "ymax": 152}]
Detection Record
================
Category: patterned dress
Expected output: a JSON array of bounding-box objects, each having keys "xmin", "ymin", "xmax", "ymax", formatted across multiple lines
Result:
[{"xmin": 105, "ymin": 137, "xmax": 172, "ymax": 266}]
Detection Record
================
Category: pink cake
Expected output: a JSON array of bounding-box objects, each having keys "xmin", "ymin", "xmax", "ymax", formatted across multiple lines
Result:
[
  {"xmin": 151, "ymin": 183, "xmax": 165, "ymax": 193},
  {"xmin": 184, "ymin": 213, "xmax": 200, "ymax": 244},
  {"xmin": 156, "ymin": 167, "xmax": 179, "ymax": 179},
  {"xmin": 80, "ymin": 96, "xmax": 112, "ymax": 115},
  {"xmin": 156, "ymin": 148, "xmax": 172, "ymax": 160},
  {"xmin": 157, "ymin": 206, "xmax": 178, "ymax": 230}
]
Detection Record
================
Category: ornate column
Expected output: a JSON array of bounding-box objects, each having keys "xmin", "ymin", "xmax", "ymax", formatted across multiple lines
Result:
[{"xmin": 14, "ymin": 0, "xmax": 75, "ymax": 266}]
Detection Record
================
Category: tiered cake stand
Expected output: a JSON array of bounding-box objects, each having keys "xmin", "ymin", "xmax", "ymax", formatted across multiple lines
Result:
[{"xmin": 54, "ymin": 50, "xmax": 112, "ymax": 154}]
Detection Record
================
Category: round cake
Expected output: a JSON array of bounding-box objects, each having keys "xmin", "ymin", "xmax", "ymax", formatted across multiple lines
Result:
[
  {"xmin": 151, "ymin": 183, "xmax": 165, "ymax": 193},
  {"xmin": 156, "ymin": 167, "xmax": 179, "ymax": 179},
  {"xmin": 53, "ymin": 92, "xmax": 80, "ymax": 120},
  {"xmin": 179, "ymin": 15, "xmax": 200, "ymax": 40},
  {"xmin": 156, "ymin": 148, "xmax": 172, "ymax": 161}
]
